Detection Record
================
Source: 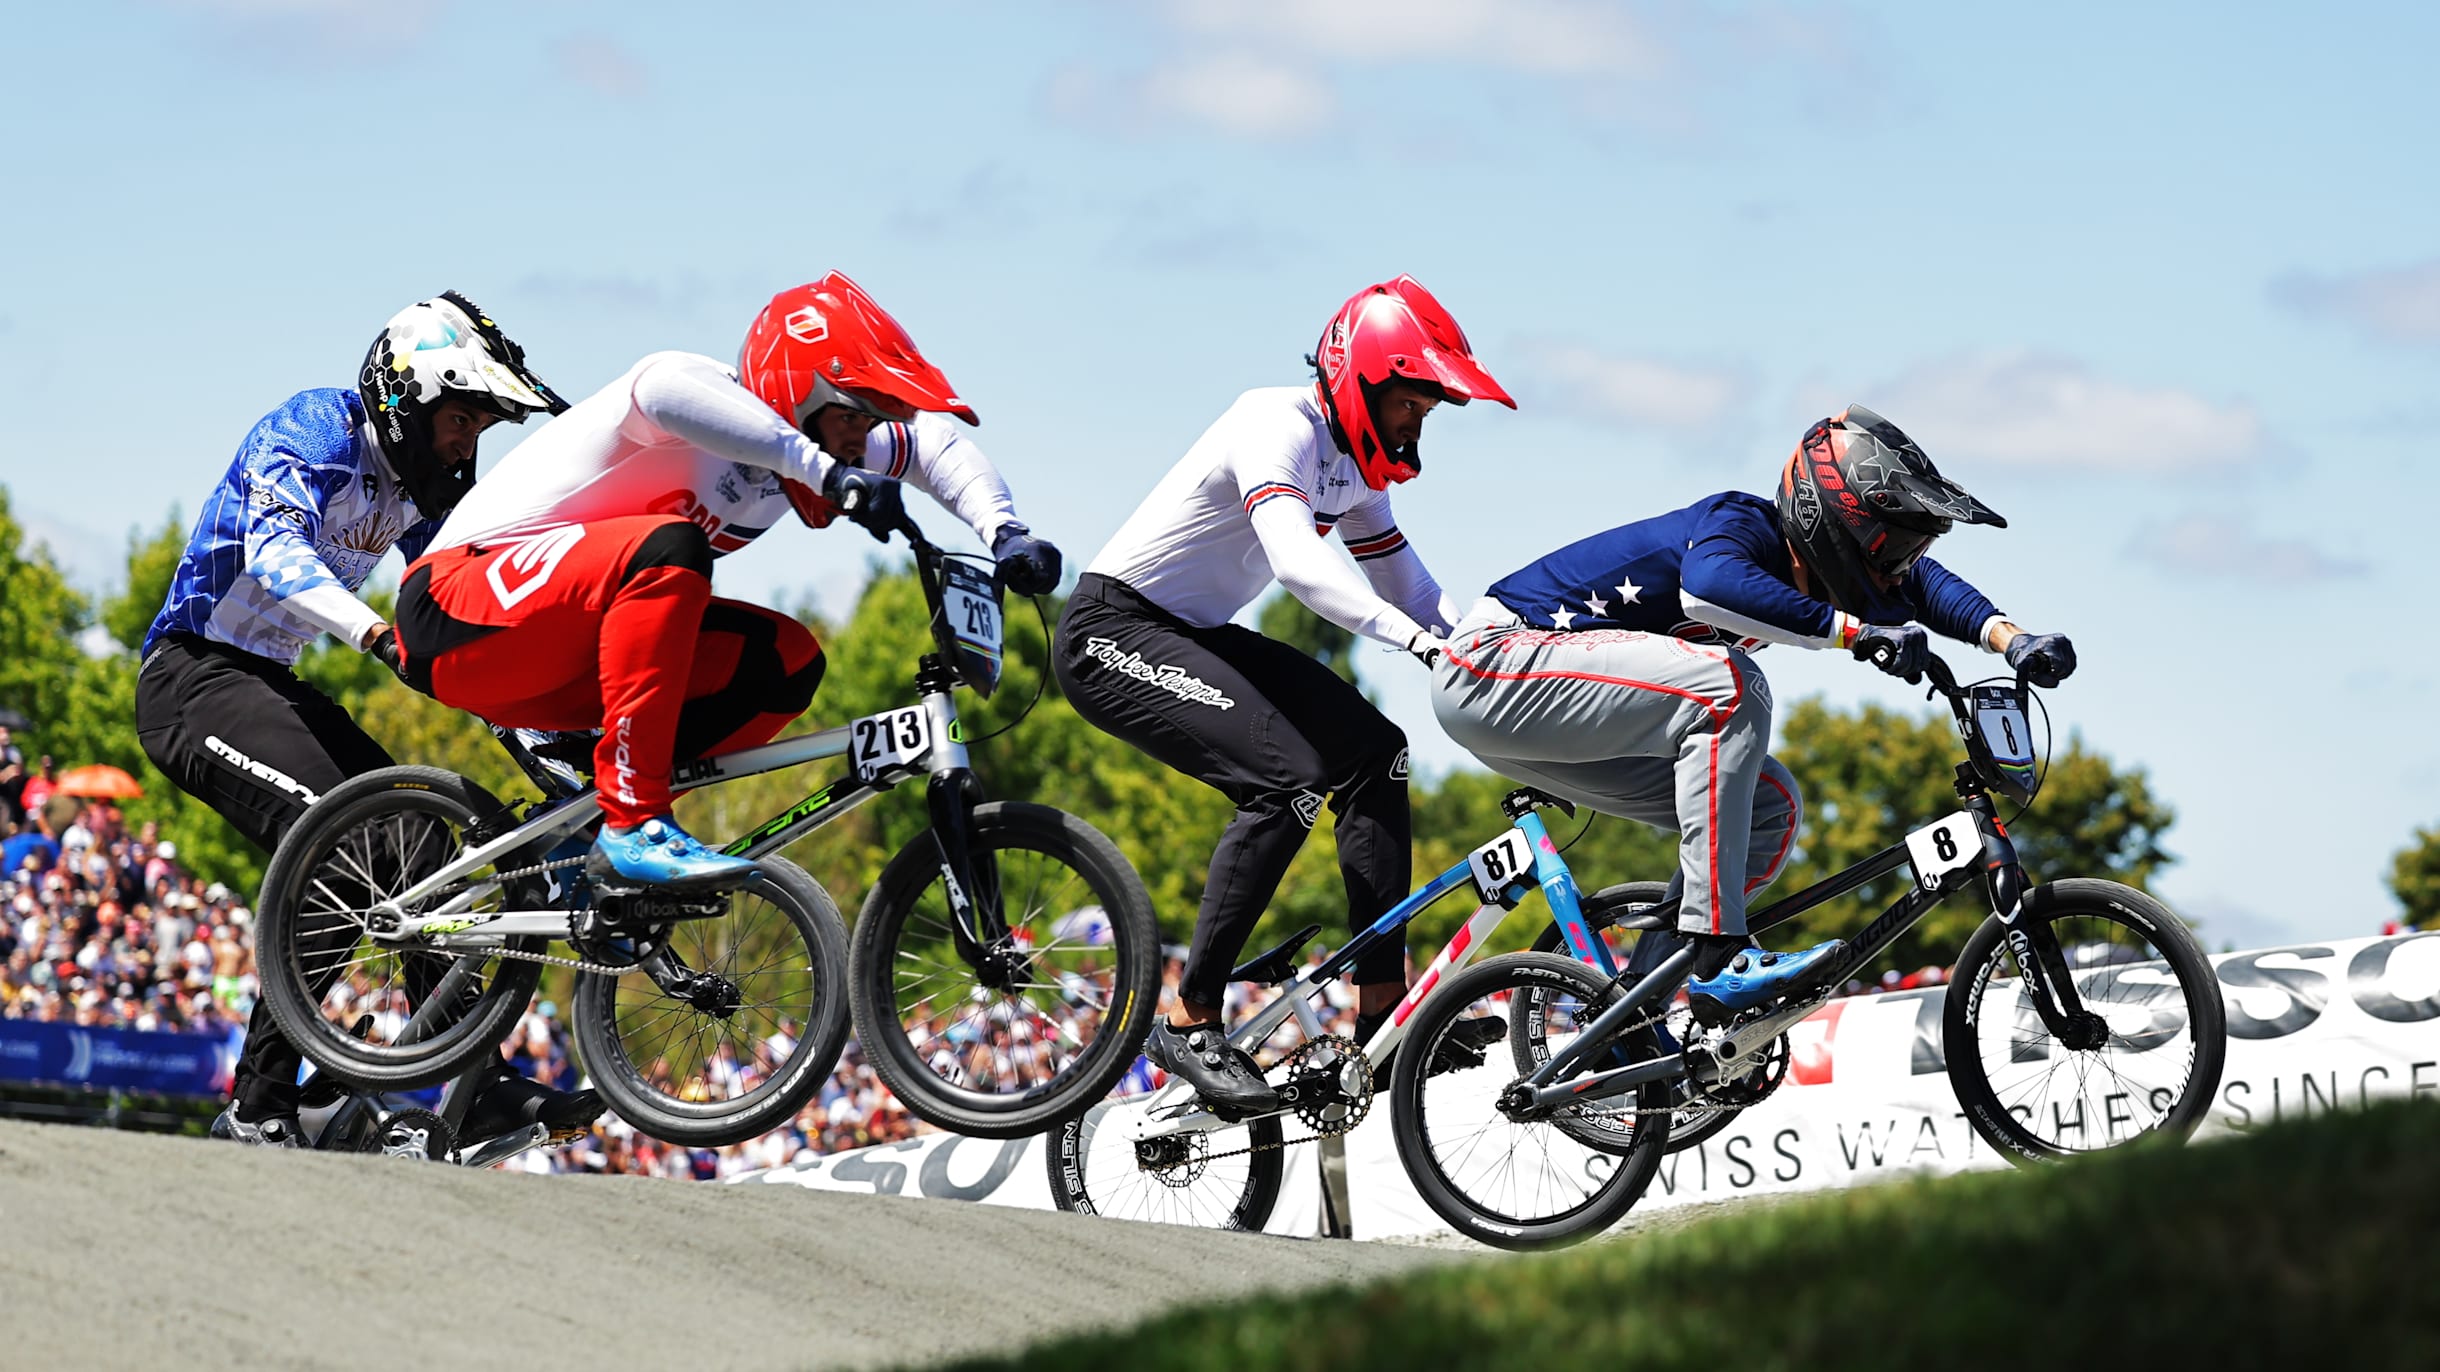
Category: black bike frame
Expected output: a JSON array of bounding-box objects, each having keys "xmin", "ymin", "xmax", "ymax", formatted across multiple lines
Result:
[{"xmin": 1514, "ymin": 657, "xmax": 2094, "ymax": 1116}]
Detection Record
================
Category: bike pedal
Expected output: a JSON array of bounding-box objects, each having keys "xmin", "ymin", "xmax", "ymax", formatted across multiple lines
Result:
[{"xmin": 1686, "ymin": 992, "xmax": 1734, "ymax": 1027}]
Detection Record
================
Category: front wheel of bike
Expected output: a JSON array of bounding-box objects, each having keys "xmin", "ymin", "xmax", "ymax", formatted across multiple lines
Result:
[
  {"xmin": 1944, "ymin": 877, "xmax": 2226, "ymax": 1164},
  {"xmin": 255, "ymin": 767, "xmax": 547, "ymax": 1091},
  {"xmin": 851, "ymin": 803, "xmax": 1159, "ymax": 1139},
  {"xmin": 571, "ymin": 855, "xmax": 851, "ymax": 1147},
  {"xmin": 1391, "ymin": 952, "xmax": 1674, "ymax": 1251},
  {"xmin": 1046, "ymin": 1101, "xmax": 1284, "ymax": 1231}
]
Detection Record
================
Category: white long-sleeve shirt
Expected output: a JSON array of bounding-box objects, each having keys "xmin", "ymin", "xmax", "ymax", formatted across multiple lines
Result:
[
  {"xmin": 1086, "ymin": 386, "xmax": 1458, "ymax": 648},
  {"xmin": 434, "ymin": 351, "xmax": 1025, "ymax": 554}
]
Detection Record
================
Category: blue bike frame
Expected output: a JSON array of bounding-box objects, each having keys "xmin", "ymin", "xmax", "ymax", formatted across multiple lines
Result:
[{"xmin": 1126, "ymin": 794, "xmax": 1623, "ymax": 1142}]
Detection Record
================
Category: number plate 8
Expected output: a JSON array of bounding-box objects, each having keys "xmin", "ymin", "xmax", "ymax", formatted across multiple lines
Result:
[{"xmin": 1904, "ymin": 811, "xmax": 1981, "ymax": 891}]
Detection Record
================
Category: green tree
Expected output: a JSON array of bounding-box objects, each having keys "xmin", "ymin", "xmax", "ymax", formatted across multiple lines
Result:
[
  {"xmin": 101, "ymin": 512, "xmax": 186, "ymax": 653},
  {"xmin": 2389, "ymin": 826, "xmax": 2440, "ymax": 930},
  {"xmin": 0, "ymin": 488, "xmax": 96, "ymax": 739}
]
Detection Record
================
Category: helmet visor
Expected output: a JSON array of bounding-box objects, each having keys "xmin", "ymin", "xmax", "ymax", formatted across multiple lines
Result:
[
  {"xmin": 807, "ymin": 374, "xmax": 918, "ymax": 424},
  {"xmin": 1862, "ymin": 523, "xmax": 1941, "ymax": 578}
]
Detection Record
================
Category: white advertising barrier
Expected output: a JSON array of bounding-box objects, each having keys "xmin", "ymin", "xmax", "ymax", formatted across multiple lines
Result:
[{"xmin": 734, "ymin": 933, "xmax": 2440, "ymax": 1238}]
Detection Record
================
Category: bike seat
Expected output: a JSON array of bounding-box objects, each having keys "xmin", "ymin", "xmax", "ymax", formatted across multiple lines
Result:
[
  {"xmin": 1583, "ymin": 885, "xmax": 1676, "ymax": 930},
  {"xmin": 1231, "ymin": 923, "xmax": 1323, "ymax": 986}
]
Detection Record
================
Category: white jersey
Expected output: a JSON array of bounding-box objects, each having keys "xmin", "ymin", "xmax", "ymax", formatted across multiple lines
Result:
[
  {"xmin": 434, "ymin": 351, "xmax": 1024, "ymax": 555},
  {"xmin": 1087, "ymin": 386, "xmax": 1457, "ymax": 648}
]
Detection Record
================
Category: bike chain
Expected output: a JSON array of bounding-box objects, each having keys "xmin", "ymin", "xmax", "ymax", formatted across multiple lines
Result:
[
  {"xmin": 1145, "ymin": 1005, "xmax": 1702, "ymax": 1169},
  {"xmin": 367, "ymin": 856, "xmax": 642, "ymax": 977}
]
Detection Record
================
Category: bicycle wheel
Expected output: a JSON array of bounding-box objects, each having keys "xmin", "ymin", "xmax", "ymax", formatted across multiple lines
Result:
[
  {"xmin": 1046, "ymin": 1100, "xmax": 1284, "ymax": 1231},
  {"xmin": 1390, "ymin": 951, "xmax": 1673, "ymax": 1250},
  {"xmin": 255, "ymin": 767, "xmax": 546, "ymax": 1091},
  {"xmin": 1945, "ymin": 877, "xmax": 2226, "ymax": 1163},
  {"xmin": 851, "ymin": 802, "xmax": 1158, "ymax": 1139},
  {"xmin": 571, "ymin": 855, "xmax": 851, "ymax": 1147}
]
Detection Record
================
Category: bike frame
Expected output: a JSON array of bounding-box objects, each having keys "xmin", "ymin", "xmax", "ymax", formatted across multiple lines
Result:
[
  {"xmin": 1124, "ymin": 801, "xmax": 1624, "ymax": 1143},
  {"xmin": 353, "ymin": 523, "xmax": 1011, "ymax": 963},
  {"xmin": 1506, "ymin": 657, "xmax": 2096, "ymax": 1117}
]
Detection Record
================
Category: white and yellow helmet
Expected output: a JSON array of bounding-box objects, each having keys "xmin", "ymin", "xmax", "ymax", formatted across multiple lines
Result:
[{"xmin": 357, "ymin": 291, "xmax": 560, "ymax": 517}]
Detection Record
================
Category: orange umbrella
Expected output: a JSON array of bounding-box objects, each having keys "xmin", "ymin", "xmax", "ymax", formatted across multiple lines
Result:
[{"xmin": 54, "ymin": 764, "xmax": 144, "ymax": 800}]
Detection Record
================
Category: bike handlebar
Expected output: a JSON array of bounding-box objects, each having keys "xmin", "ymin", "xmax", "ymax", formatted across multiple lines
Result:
[{"xmin": 1857, "ymin": 644, "xmax": 2029, "ymax": 701}]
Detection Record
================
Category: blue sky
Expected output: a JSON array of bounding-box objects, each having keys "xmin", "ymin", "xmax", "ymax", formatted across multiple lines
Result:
[{"xmin": 4, "ymin": 1, "xmax": 2434, "ymax": 948}]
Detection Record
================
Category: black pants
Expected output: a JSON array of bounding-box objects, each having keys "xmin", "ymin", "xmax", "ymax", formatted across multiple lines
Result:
[
  {"xmin": 1054, "ymin": 575, "xmax": 1410, "ymax": 1008},
  {"xmin": 135, "ymin": 634, "xmax": 396, "ymax": 1112}
]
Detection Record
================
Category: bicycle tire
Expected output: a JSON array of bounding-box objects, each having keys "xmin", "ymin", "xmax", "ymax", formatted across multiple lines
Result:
[
  {"xmin": 1944, "ymin": 877, "xmax": 2226, "ymax": 1164},
  {"xmin": 1046, "ymin": 1102, "xmax": 1284, "ymax": 1231},
  {"xmin": 850, "ymin": 802, "xmax": 1159, "ymax": 1139},
  {"xmin": 571, "ymin": 854, "xmax": 851, "ymax": 1147},
  {"xmin": 1390, "ymin": 951, "xmax": 1673, "ymax": 1250},
  {"xmin": 255, "ymin": 767, "xmax": 546, "ymax": 1091}
]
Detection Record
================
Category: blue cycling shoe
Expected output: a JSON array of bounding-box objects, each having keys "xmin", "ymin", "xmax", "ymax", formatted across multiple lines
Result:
[
  {"xmin": 1686, "ymin": 939, "xmax": 1848, "ymax": 1023},
  {"xmin": 584, "ymin": 816, "xmax": 759, "ymax": 892}
]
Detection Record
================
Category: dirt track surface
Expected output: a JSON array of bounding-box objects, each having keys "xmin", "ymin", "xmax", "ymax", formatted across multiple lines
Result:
[{"xmin": 0, "ymin": 1119, "xmax": 1455, "ymax": 1371}]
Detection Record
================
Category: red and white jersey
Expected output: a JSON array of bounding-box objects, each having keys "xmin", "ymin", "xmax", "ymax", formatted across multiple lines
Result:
[
  {"xmin": 1087, "ymin": 385, "xmax": 1457, "ymax": 648},
  {"xmin": 433, "ymin": 351, "xmax": 1024, "ymax": 556}
]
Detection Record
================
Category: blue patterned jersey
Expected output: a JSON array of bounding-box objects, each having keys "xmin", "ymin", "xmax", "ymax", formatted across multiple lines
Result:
[
  {"xmin": 143, "ymin": 389, "xmax": 442, "ymax": 665},
  {"xmin": 1487, "ymin": 492, "xmax": 2004, "ymax": 650}
]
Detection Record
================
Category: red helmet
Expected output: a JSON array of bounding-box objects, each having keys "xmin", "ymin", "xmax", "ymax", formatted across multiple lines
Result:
[
  {"xmin": 740, "ymin": 272, "xmax": 977, "ymax": 432},
  {"xmin": 738, "ymin": 272, "xmax": 976, "ymax": 528},
  {"xmin": 1313, "ymin": 276, "xmax": 1515, "ymax": 490}
]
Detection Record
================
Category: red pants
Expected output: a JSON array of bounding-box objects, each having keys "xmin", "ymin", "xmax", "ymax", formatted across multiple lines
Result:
[{"xmin": 396, "ymin": 516, "xmax": 822, "ymax": 827}]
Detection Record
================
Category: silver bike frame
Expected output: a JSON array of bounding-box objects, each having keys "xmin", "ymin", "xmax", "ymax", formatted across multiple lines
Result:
[{"xmin": 360, "ymin": 687, "xmax": 960, "ymax": 945}]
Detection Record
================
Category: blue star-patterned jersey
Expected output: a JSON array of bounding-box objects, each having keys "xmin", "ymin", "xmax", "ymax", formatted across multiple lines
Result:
[
  {"xmin": 1486, "ymin": 491, "xmax": 2003, "ymax": 650},
  {"xmin": 143, "ymin": 389, "xmax": 442, "ymax": 665}
]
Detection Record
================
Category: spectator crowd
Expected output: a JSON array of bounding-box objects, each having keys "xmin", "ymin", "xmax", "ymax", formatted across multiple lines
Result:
[{"xmin": 1, "ymin": 731, "xmax": 256, "ymax": 1040}]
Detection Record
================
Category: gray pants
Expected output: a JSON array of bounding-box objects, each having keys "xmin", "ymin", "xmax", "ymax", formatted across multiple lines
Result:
[{"xmin": 1431, "ymin": 600, "xmax": 1801, "ymax": 937}]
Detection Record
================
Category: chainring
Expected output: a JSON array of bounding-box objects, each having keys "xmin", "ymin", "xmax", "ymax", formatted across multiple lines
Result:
[
  {"xmin": 1279, "ymin": 1033, "xmax": 1372, "ymax": 1137},
  {"xmin": 1695, "ymin": 1030, "xmax": 1791, "ymax": 1108},
  {"xmin": 363, "ymin": 1108, "xmax": 453, "ymax": 1162}
]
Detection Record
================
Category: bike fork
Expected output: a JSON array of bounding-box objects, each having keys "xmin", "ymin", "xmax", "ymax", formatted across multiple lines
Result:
[
  {"xmin": 1976, "ymin": 802, "xmax": 2098, "ymax": 1045},
  {"xmin": 920, "ymin": 689, "xmax": 1009, "ymax": 974}
]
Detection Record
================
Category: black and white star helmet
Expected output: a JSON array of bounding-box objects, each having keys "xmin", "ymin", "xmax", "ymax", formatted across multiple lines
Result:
[{"xmin": 1774, "ymin": 405, "xmax": 2003, "ymax": 615}]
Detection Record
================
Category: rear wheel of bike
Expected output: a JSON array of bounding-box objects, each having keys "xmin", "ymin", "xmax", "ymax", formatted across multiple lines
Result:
[
  {"xmin": 1945, "ymin": 878, "xmax": 2226, "ymax": 1164},
  {"xmin": 1046, "ymin": 1101, "xmax": 1284, "ymax": 1231},
  {"xmin": 1529, "ymin": 882, "xmax": 1737, "ymax": 1155},
  {"xmin": 571, "ymin": 855, "xmax": 851, "ymax": 1147},
  {"xmin": 256, "ymin": 768, "xmax": 546, "ymax": 1091},
  {"xmin": 851, "ymin": 803, "xmax": 1159, "ymax": 1139},
  {"xmin": 1390, "ymin": 952, "xmax": 1673, "ymax": 1251}
]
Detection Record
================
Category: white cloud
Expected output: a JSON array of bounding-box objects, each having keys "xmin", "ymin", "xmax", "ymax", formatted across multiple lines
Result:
[
  {"xmin": 1143, "ymin": 52, "xmax": 1336, "ymax": 137},
  {"xmin": 1863, "ymin": 352, "xmax": 2267, "ymax": 472},
  {"xmin": 555, "ymin": 34, "xmax": 648, "ymax": 99},
  {"xmin": 1054, "ymin": 1, "xmax": 1865, "ymax": 142},
  {"xmin": 2272, "ymin": 259, "xmax": 2440, "ymax": 347},
  {"xmin": 1525, "ymin": 342, "xmax": 1748, "ymax": 432},
  {"xmin": 1048, "ymin": 52, "xmax": 1335, "ymax": 140},
  {"xmin": 2128, "ymin": 515, "xmax": 2366, "ymax": 584},
  {"xmin": 1164, "ymin": 0, "xmax": 1661, "ymax": 78}
]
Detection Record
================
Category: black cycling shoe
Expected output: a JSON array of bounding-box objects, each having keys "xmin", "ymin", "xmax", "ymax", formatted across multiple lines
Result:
[
  {"xmin": 458, "ymin": 1066, "xmax": 605, "ymax": 1145},
  {"xmin": 1367, "ymin": 1013, "xmax": 1509, "ymax": 1088},
  {"xmin": 1146, "ymin": 1020, "xmax": 1278, "ymax": 1114},
  {"xmin": 1432, "ymin": 1013, "xmax": 1508, "ymax": 1075},
  {"xmin": 210, "ymin": 1101, "xmax": 304, "ymax": 1149}
]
